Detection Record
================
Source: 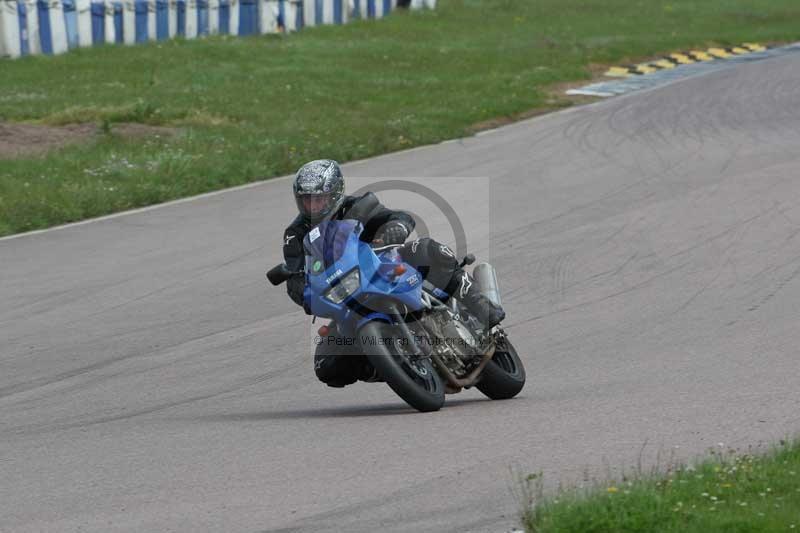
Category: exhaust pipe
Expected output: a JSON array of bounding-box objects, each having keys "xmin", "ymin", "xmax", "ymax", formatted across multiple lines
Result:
[{"xmin": 472, "ymin": 263, "xmax": 502, "ymax": 307}]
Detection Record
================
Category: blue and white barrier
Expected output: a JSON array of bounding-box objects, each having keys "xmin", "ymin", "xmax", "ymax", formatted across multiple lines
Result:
[
  {"xmin": 1, "ymin": 0, "xmax": 429, "ymax": 58},
  {"xmin": 409, "ymin": 0, "xmax": 434, "ymax": 9}
]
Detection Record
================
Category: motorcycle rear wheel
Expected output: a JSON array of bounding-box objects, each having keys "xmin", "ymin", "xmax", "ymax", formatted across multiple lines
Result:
[
  {"xmin": 476, "ymin": 336, "xmax": 526, "ymax": 400},
  {"xmin": 359, "ymin": 321, "xmax": 445, "ymax": 412}
]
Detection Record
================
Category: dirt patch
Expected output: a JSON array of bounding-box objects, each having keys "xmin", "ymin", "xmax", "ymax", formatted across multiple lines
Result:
[
  {"xmin": 111, "ymin": 123, "xmax": 178, "ymax": 141},
  {"xmin": 0, "ymin": 122, "xmax": 178, "ymax": 159},
  {"xmin": 0, "ymin": 123, "xmax": 96, "ymax": 159}
]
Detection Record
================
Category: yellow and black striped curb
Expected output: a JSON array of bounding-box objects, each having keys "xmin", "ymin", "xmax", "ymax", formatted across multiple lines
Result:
[{"xmin": 605, "ymin": 43, "xmax": 769, "ymax": 77}]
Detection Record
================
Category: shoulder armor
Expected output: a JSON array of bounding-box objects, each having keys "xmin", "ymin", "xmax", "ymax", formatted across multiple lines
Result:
[{"xmin": 342, "ymin": 192, "xmax": 382, "ymax": 223}]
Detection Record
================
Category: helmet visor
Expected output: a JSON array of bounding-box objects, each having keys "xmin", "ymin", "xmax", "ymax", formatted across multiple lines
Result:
[{"xmin": 297, "ymin": 193, "xmax": 336, "ymax": 221}]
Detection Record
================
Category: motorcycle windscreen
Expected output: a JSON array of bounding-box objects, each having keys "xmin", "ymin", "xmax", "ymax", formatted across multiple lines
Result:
[{"xmin": 303, "ymin": 219, "xmax": 363, "ymax": 274}]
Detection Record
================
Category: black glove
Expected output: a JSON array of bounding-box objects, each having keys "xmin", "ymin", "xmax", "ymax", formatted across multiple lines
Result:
[{"xmin": 378, "ymin": 222, "xmax": 409, "ymax": 245}]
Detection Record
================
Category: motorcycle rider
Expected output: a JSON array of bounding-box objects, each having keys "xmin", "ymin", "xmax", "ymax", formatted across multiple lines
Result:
[{"xmin": 281, "ymin": 159, "xmax": 505, "ymax": 387}]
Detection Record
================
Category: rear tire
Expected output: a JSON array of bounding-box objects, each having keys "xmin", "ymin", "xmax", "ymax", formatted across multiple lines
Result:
[
  {"xmin": 359, "ymin": 321, "xmax": 445, "ymax": 412},
  {"xmin": 476, "ymin": 337, "xmax": 526, "ymax": 400}
]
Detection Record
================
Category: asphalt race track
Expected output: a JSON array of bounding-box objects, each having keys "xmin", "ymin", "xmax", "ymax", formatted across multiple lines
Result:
[{"xmin": 2, "ymin": 53, "xmax": 800, "ymax": 533}]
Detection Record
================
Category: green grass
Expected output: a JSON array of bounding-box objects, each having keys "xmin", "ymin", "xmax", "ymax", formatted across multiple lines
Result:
[
  {"xmin": 522, "ymin": 440, "xmax": 800, "ymax": 533},
  {"xmin": 2, "ymin": 0, "xmax": 800, "ymax": 236}
]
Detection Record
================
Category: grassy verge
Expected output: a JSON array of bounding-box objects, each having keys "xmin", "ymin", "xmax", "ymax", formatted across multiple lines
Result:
[
  {"xmin": 522, "ymin": 440, "xmax": 800, "ymax": 533},
  {"xmin": 2, "ymin": 0, "xmax": 800, "ymax": 236}
]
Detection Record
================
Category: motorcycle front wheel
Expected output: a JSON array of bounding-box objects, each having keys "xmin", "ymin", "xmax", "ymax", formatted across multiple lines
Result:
[{"xmin": 358, "ymin": 320, "xmax": 445, "ymax": 412}]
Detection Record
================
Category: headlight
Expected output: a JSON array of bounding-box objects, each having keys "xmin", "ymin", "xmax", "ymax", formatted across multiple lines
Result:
[{"xmin": 324, "ymin": 270, "xmax": 360, "ymax": 304}]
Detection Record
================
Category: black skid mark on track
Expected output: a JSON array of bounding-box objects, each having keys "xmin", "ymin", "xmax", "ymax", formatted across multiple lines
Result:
[
  {"xmin": 0, "ymin": 324, "xmax": 240, "ymax": 400},
  {"xmin": 255, "ymin": 453, "xmax": 502, "ymax": 533},
  {"xmin": 746, "ymin": 261, "xmax": 800, "ymax": 314},
  {"xmin": 2, "ymin": 357, "xmax": 306, "ymax": 436},
  {"xmin": 549, "ymin": 252, "xmax": 573, "ymax": 301},
  {"xmin": 671, "ymin": 258, "xmax": 730, "ymax": 315},
  {"xmin": 506, "ymin": 259, "xmax": 692, "ymax": 329},
  {"xmin": 58, "ymin": 244, "xmax": 266, "ymax": 328}
]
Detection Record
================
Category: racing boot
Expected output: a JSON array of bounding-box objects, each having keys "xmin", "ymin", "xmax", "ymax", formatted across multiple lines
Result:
[
  {"xmin": 357, "ymin": 359, "xmax": 384, "ymax": 383},
  {"xmin": 451, "ymin": 269, "xmax": 505, "ymax": 328}
]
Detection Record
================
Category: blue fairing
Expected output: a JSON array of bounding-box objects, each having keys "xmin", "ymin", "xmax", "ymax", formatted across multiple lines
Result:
[{"xmin": 303, "ymin": 220, "xmax": 424, "ymax": 337}]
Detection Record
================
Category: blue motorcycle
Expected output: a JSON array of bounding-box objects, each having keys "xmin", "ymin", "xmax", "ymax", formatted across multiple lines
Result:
[{"xmin": 268, "ymin": 219, "xmax": 525, "ymax": 412}]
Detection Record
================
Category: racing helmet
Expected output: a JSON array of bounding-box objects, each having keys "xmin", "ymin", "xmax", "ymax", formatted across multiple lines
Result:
[{"xmin": 292, "ymin": 159, "xmax": 345, "ymax": 224}]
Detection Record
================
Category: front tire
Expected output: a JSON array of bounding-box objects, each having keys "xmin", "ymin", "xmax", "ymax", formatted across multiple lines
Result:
[
  {"xmin": 476, "ymin": 336, "xmax": 526, "ymax": 400},
  {"xmin": 359, "ymin": 321, "xmax": 445, "ymax": 412}
]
